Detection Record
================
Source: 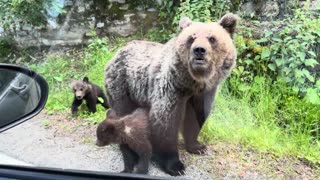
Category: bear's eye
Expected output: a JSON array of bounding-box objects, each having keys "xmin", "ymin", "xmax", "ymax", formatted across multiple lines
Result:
[
  {"xmin": 208, "ymin": 37, "xmax": 216, "ymax": 44},
  {"xmin": 187, "ymin": 36, "xmax": 194, "ymax": 44},
  {"xmin": 223, "ymin": 60, "xmax": 232, "ymax": 69},
  {"xmin": 73, "ymin": 89, "xmax": 76, "ymax": 92},
  {"xmin": 80, "ymin": 88, "xmax": 83, "ymax": 91}
]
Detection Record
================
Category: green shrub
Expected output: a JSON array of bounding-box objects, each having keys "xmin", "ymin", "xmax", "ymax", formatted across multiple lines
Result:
[
  {"xmin": 150, "ymin": 0, "xmax": 231, "ymax": 43},
  {"xmin": 29, "ymin": 38, "xmax": 115, "ymax": 123},
  {"xmin": 0, "ymin": 36, "xmax": 16, "ymax": 62},
  {"xmin": 202, "ymin": 77, "xmax": 320, "ymax": 164},
  {"xmin": 0, "ymin": 0, "xmax": 46, "ymax": 29},
  {"xmin": 26, "ymin": 1, "xmax": 320, "ymax": 164},
  {"xmin": 233, "ymin": 4, "xmax": 320, "ymax": 104}
]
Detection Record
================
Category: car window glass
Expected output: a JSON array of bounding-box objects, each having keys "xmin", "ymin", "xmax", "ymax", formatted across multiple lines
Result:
[{"xmin": 0, "ymin": 69, "xmax": 41, "ymax": 126}]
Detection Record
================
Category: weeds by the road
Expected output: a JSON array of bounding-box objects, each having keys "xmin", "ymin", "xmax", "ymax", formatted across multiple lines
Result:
[
  {"xmin": 29, "ymin": 35, "xmax": 320, "ymax": 167},
  {"xmin": 29, "ymin": 37, "xmax": 117, "ymax": 124},
  {"xmin": 201, "ymin": 77, "xmax": 320, "ymax": 165}
]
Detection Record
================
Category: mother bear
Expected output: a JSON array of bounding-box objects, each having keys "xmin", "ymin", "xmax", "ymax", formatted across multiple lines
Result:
[{"xmin": 104, "ymin": 13, "xmax": 239, "ymax": 176}]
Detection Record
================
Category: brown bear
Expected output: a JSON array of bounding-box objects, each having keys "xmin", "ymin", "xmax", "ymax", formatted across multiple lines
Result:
[
  {"xmin": 70, "ymin": 77, "xmax": 109, "ymax": 115},
  {"xmin": 96, "ymin": 108, "xmax": 152, "ymax": 174},
  {"xmin": 104, "ymin": 13, "xmax": 239, "ymax": 176}
]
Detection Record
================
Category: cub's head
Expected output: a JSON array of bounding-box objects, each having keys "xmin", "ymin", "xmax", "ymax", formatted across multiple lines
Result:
[
  {"xmin": 95, "ymin": 109, "xmax": 120, "ymax": 147},
  {"xmin": 175, "ymin": 13, "xmax": 239, "ymax": 86},
  {"xmin": 70, "ymin": 77, "xmax": 92, "ymax": 100}
]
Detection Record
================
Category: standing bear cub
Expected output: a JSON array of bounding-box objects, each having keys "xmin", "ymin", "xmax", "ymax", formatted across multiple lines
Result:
[
  {"xmin": 70, "ymin": 77, "xmax": 109, "ymax": 115},
  {"xmin": 96, "ymin": 108, "xmax": 152, "ymax": 174},
  {"xmin": 105, "ymin": 13, "xmax": 239, "ymax": 176}
]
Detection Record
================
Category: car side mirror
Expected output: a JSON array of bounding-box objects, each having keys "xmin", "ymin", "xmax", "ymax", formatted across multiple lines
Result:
[{"xmin": 0, "ymin": 63, "xmax": 49, "ymax": 133}]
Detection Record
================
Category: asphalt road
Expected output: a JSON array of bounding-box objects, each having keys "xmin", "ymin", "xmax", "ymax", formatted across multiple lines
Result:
[{"xmin": 0, "ymin": 113, "xmax": 213, "ymax": 180}]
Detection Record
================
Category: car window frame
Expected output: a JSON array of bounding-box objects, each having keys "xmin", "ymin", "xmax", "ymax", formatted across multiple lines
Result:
[{"xmin": 0, "ymin": 63, "xmax": 49, "ymax": 133}]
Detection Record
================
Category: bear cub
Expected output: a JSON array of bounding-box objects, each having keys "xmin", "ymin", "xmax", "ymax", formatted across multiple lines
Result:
[
  {"xmin": 96, "ymin": 108, "xmax": 152, "ymax": 174},
  {"xmin": 70, "ymin": 77, "xmax": 109, "ymax": 115}
]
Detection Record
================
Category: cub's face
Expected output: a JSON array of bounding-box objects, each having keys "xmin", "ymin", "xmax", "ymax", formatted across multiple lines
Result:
[
  {"xmin": 175, "ymin": 13, "xmax": 239, "ymax": 86},
  {"xmin": 95, "ymin": 118, "xmax": 118, "ymax": 147},
  {"xmin": 70, "ymin": 80, "xmax": 90, "ymax": 100}
]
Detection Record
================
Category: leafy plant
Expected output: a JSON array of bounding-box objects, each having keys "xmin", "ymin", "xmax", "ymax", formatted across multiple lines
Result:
[
  {"xmin": 202, "ymin": 77, "xmax": 320, "ymax": 164},
  {"xmin": 151, "ymin": 0, "xmax": 232, "ymax": 43},
  {"xmin": 29, "ymin": 38, "xmax": 115, "ymax": 122},
  {"xmin": 232, "ymin": 3, "xmax": 320, "ymax": 104},
  {"xmin": 144, "ymin": 28, "xmax": 174, "ymax": 43},
  {"xmin": 0, "ymin": 0, "xmax": 46, "ymax": 30},
  {"xmin": 0, "ymin": 36, "xmax": 16, "ymax": 62},
  {"xmin": 173, "ymin": 0, "xmax": 213, "ymax": 25}
]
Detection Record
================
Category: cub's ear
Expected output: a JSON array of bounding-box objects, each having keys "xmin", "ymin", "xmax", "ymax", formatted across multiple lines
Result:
[
  {"xmin": 179, "ymin": 17, "xmax": 192, "ymax": 30},
  {"xmin": 106, "ymin": 123, "xmax": 115, "ymax": 134},
  {"xmin": 218, "ymin": 13, "xmax": 240, "ymax": 38},
  {"xmin": 70, "ymin": 80, "xmax": 75, "ymax": 89},
  {"xmin": 107, "ymin": 109, "xmax": 118, "ymax": 119},
  {"xmin": 83, "ymin": 77, "xmax": 89, "ymax": 83}
]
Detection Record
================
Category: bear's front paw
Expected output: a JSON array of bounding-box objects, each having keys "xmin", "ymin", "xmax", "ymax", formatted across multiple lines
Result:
[
  {"xmin": 71, "ymin": 108, "xmax": 78, "ymax": 116},
  {"xmin": 166, "ymin": 160, "xmax": 185, "ymax": 176},
  {"xmin": 132, "ymin": 167, "xmax": 148, "ymax": 174},
  {"xmin": 120, "ymin": 168, "xmax": 133, "ymax": 173},
  {"xmin": 186, "ymin": 142, "xmax": 207, "ymax": 155}
]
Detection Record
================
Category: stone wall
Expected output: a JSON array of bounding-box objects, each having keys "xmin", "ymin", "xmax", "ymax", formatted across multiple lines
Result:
[
  {"xmin": 4, "ymin": 0, "xmax": 159, "ymax": 47},
  {"xmin": 1, "ymin": 0, "xmax": 319, "ymax": 48},
  {"xmin": 240, "ymin": 0, "xmax": 319, "ymax": 20}
]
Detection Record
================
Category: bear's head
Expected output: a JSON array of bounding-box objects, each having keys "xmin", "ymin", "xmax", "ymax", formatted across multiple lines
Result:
[
  {"xmin": 175, "ymin": 13, "xmax": 239, "ymax": 87},
  {"xmin": 96, "ymin": 120, "xmax": 118, "ymax": 147},
  {"xmin": 70, "ymin": 77, "xmax": 92, "ymax": 100},
  {"xmin": 96, "ymin": 109, "xmax": 121, "ymax": 147}
]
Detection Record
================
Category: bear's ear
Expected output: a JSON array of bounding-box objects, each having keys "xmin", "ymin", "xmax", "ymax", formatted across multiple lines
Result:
[
  {"xmin": 106, "ymin": 123, "xmax": 115, "ymax": 134},
  {"xmin": 83, "ymin": 77, "xmax": 89, "ymax": 83},
  {"xmin": 179, "ymin": 17, "xmax": 192, "ymax": 30},
  {"xmin": 70, "ymin": 80, "xmax": 75, "ymax": 89},
  {"xmin": 107, "ymin": 109, "xmax": 118, "ymax": 119},
  {"xmin": 218, "ymin": 13, "xmax": 239, "ymax": 38}
]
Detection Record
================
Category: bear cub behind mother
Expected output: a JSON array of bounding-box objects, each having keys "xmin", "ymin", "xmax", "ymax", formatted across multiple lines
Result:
[{"xmin": 105, "ymin": 13, "xmax": 239, "ymax": 176}]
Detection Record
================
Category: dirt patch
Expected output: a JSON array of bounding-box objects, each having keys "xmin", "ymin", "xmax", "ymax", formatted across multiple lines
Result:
[
  {"xmin": 182, "ymin": 142, "xmax": 320, "ymax": 179},
  {"xmin": 41, "ymin": 111, "xmax": 98, "ymax": 144},
  {"xmin": 43, "ymin": 111, "xmax": 320, "ymax": 179}
]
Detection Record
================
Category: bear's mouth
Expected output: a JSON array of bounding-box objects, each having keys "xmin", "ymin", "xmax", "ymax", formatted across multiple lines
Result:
[
  {"xmin": 189, "ymin": 58, "xmax": 212, "ymax": 79},
  {"xmin": 194, "ymin": 58, "xmax": 206, "ymax": 64},
  {"xmin": 76, "ymin": 96, "xmax": 83, "ymax": 100},
  {"xmin": 191, "ymin": 58, "xmax": 207, "ymax": 70},
  {"xmin": 95, "ymin": 140, "xmax": 109, "ymax": 147}
]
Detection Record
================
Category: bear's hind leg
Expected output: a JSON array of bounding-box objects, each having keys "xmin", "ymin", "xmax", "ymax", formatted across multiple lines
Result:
[
  {"xmin": 86, "ymin": 96, "xmax": 97, "ymax": 113},
  {"xmin": 152, "ymin": 152, "xmax": 185, "ymax": 176},
  {"xmin": 133, "ymin": 153, "xmax": 150, "ymax": 174},
  {"xmin": 120, "ymin": 144, "xmax": 138, "ymax": 173},
  {"xmin": 99, "ymin": 93, "xmax": 110, "ymax": 109},
  {"xmin": 106, "ymin": 90, "xmax": 137, "ymax": 117},
  {"xmin": 96, "ymin": 87, "xmax": 110, "ymax": 109},
  {"xmin": 150, "ymin": 99, "xmax": 187, "ymax": 176},
  {"xmin": 131, "ymin": 142, "xmax": 152, "ymax": 174}
]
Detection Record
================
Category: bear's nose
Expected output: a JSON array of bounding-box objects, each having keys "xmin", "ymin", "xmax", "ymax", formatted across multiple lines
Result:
[
  {"xmin": 77, "ymin": 96, "xmax": 82, "ymax": 99},
  {"xmin": 193, "ymin": 46, "xmax": 206, "ymax": 58}
]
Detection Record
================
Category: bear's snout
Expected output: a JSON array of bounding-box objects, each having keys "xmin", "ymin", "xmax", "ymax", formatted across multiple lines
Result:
[
  {"xmin": 76, "ymin": 96, "xmax": 83, "ymax": 100},
  {"xmin": 95, "ymin": 140, "xmax": 104, "ymax": 147},
  {"xmin": 193, "ymin": 46, "xmax": 206, "ymax": 59}
]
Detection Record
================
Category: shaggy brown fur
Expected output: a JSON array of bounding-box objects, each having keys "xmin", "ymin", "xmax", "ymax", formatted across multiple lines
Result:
[
  {"xmin": 70, "ymin": 77, "xmax": 109, "ymax": 115},
  {"xmin": 104, "ymin": 13, "xmax": 239, "ymax": 176},
  {"xmin": 96, "ymin": 109, "xmax": 152, "ymax": 174}
]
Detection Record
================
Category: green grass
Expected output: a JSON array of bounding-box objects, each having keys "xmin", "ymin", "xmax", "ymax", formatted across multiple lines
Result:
[
  {"xmin": 28, "ymin": 37, "xmax": 320, "ymax": 165},
  {"xmin": 201, "ymin": 77, "xmax": 320, "ymax": 164},
  {"xmin": 29, "ymin": 38, "xmax": 116, "ymax": 123}
]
